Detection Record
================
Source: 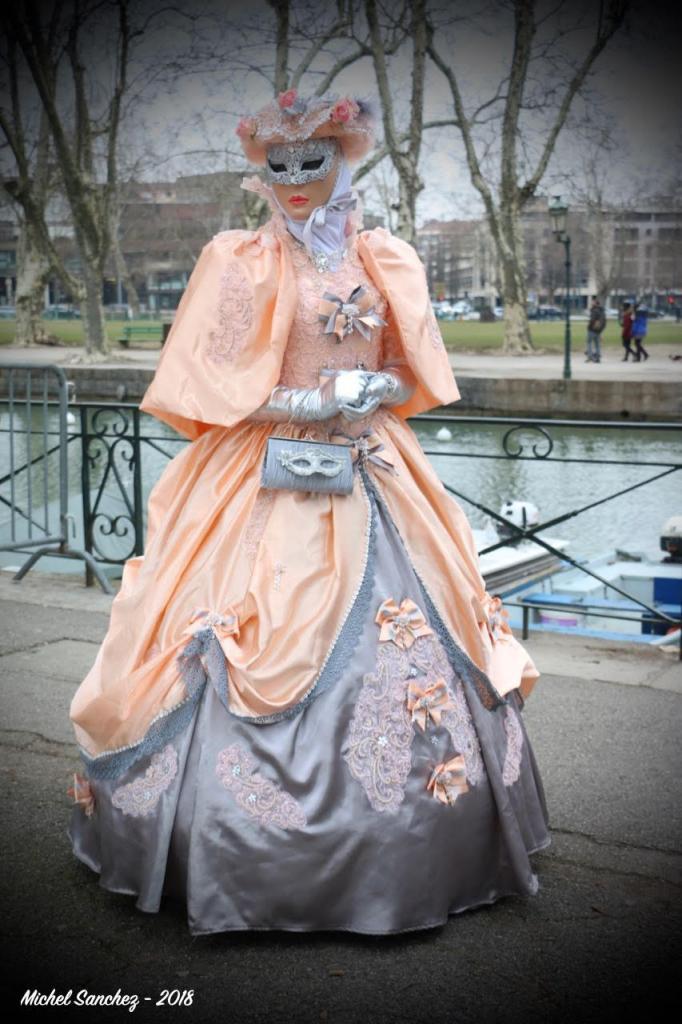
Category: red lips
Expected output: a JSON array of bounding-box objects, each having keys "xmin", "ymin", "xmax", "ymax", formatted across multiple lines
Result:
[{"xmin": 289, "ymin": 195, "xmax": 309, "ymax": 206}]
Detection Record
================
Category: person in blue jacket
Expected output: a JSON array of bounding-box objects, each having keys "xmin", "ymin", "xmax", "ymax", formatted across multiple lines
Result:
[{"xmin": 632, "ymin": 303, "xmax": 649, "ymax": 362}]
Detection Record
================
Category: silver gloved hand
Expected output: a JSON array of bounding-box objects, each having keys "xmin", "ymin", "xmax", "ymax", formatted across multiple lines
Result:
[
  {"xmin": 359, "ymin": 363, "xmax": 417, "ymax": 408},
  {"xmin": 244, "ymin": 369, "xmax": 373, "ymax": 424}
]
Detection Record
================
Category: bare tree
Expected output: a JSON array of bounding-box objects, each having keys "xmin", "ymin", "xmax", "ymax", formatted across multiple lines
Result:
[
  {"xmin": 0, "ymin": 8, "xmax": 86, "ymax": 345},
  {"xmin": 266, "ymin": 0, "xmax": 355, "ymax": 94},
  {"xmin": 365, "ymin": 0, "xmax": 424, "ymax": 243},
  {"xmin": 574, "ymin": 146, "xmax": 634, "ymax": 306},
  {"xmin": 427, "ymin": 0, "xmax": 629, "ymax": 353},
  {"xmin": 264, "ymin": 0, "xmax": 456, "ymax": 244},
  {"xmin": 6, "ymin": 0, "xmax": 138, "ymax": 359}
]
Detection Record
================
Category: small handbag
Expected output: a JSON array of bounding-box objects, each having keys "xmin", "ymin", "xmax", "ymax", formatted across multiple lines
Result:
[
  {"xmin": 261, "ymin": 435, "xmax": 355, "ymax": 495},
  {"xmin": 260, "ymin": 369, "xmax": 370, "ymax": 496}
]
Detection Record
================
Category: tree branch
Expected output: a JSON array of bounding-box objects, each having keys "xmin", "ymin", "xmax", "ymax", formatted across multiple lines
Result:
[{"xmin": 520, "ymin": 0, "xmax": 629, "ymax": 202}]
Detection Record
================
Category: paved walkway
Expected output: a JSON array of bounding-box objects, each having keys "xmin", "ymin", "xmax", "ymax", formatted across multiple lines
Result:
[
  {"xmin": 2, "ymin": 340, "xmax": 681, "ymax": 384},
  {"xmin": 1, "ymin": 566, "xmax": 680, "ymax": 1022}
]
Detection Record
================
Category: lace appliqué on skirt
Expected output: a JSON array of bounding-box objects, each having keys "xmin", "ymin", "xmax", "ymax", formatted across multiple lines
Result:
[
  {"xmin": 206, "ymin": 261, "xmax": 254, "ymax": 364},
  {"xmin": 111, "ymin": 744, "xmax": 178, "ymax": 817},
  {"xmin": 502, "ymin": 704, "xmax": 524, "ymax": 786},
  {"xmin": 216, "ymin": 744, "xmax": 307, "ymax": 830},
  {"xmin": 343, "ymin": 596, "xmax": 487, "ymax": 814},
  {"xmin": 342, "ymin": 640, "xmax": 415, "ymax": 815},
  {"xmin": 425, "ymin": 635, "xmax": 486, "ymax": 787}
]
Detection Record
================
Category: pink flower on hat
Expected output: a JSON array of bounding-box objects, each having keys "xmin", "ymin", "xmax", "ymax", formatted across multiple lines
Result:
[
  {"xmin": 236, "ymin": 117, "xmax": 255, "ymax": 139},
  {"xmin": 331, "ymin": 98, "xmax": 360, "ymax": 124},
  {"xmin": 278, "ymin": 88, "xmax": 298, "ymax": 110}
]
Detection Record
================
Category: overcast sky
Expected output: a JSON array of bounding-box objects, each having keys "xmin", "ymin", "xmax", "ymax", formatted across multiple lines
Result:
[{"xmin": 6, "ymin": 0, "xmax": 682, "ymax": 225}]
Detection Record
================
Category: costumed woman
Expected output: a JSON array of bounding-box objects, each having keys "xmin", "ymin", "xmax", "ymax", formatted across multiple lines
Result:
[{"xmin": 67, "ymin": 89, "xmax": 550, "ymax": 936}]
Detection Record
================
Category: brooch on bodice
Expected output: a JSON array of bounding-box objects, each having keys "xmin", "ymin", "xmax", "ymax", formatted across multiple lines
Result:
[
  {"xmin": 318, "ymin": 285, "xmax": 387, "ymax": 343},
  {"xmin": 309, "ymin": 248, "xmax": 348, "ymax": 273}
]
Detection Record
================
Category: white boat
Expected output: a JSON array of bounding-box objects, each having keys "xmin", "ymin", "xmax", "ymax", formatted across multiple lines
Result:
[
  {"xmin": 506, "ymin": 517, "xmax": 682, "ymax": 644},
  {"xmin": 474, "ymin": 499, "xmax": 571, "ymax": 593},
  {"xmin": 474, "ymin": 522, "xmax": 571, "ymax": 592}
]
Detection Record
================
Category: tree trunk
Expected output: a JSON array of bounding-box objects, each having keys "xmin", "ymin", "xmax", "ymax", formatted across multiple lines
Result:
[
  {"xmin": 497, "ymin": 202, "xmax": 533, "ymax": 352},
  {"xmin": 79, "ymin": 249, "xmax": 108, "ymax": 355},
  {"xmin": 112, "ymin": 237, "xmax": 141, "ymax": 317},
  {"xmin": 14, "ymin": 219, "xmax": 51, "ymax": 346},
  {"xmin": 394, "ymin": 170, "xmax": 422, "ymax": 245}
]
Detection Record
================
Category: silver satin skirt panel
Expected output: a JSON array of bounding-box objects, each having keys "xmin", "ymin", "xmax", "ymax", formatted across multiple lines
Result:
[{"xmin": 68, "ymin": 469, "xmax": 550, "ymax": 936}]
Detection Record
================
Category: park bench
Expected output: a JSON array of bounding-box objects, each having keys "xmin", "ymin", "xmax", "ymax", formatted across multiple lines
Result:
[{"xmin": 117, "ymin": 323, "xmax": 173, "ymax": 349}]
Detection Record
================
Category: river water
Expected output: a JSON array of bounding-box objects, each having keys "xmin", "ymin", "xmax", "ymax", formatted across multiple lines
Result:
[{"xmin": 1, "ymin": 405, "xmax": 680, "ymax": 579}]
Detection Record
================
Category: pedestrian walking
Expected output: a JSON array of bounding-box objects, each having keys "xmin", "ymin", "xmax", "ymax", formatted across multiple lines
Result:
[
  {"xmin": 632, "ymin": 303, "xmax": 649, "ymax": 361},
  {"xmin": 620, "ymin": 301, "xmax": 636, "ymax": 361},
  {"xmin": 585, "ymin": 295, "xmax": 606, "ymax": 362}
]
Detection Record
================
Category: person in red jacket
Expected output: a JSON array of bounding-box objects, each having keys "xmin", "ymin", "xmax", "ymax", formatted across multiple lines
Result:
[{"xmin": 620, "ymin": 302, "xmax": 636, "ymax": 361}]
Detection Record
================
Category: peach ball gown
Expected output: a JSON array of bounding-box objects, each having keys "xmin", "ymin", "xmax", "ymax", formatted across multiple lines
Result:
[{"xmin": 67, "ymin": 187, "xmax": 550, "ymax": 936}]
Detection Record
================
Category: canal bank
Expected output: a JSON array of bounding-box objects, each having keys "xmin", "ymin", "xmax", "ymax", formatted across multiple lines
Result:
[{"xmin": 1, "ymin": 343, "xmax": 681, "ymax": 419}]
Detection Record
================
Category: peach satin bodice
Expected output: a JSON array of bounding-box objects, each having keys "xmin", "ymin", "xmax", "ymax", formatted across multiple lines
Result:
[{"xmin": 267, "ymin": 218, "xmax": 404, "ymax": 438}]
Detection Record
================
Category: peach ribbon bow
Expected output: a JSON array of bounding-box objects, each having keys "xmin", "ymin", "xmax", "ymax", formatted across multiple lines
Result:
[
  {"xmin": 406, "ymin": 677, "xmax": 454, "ymax": 731},
  {"xmin": 67, "ymin": 772, "xmax": 95, "ymax": 817},
  {"xmin": 426, "ymin": 755, "xmax": 469, "ymax": 805},
  {"xmin": 473, "ymin": 593, "xmax": 512, "ymax": 645},
  {"xmin": 184, "ymin": 606, "xmax": 240, "ymax": 640},
  {"xmin": 375, "ymin": 597, "xmax": 433, "ymax": 649}
]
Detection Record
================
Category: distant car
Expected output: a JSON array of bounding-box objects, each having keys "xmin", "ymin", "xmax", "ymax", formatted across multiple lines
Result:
[
  {"xmin": 451, "ymin": 300, "xmax": 473, "ymax": 315},
  {"xmin": 105, "ymin": 303, "xmax": 133, "ymax": 319},
  {"xmin": 43, "ymin": 304, "xmax": 81, "ymax": 319},
  {"xmin": 493, "ymin": 306, "xmax": 504, "ymax": 319},
  {"xmin": 461, "ymin": 310, "xmax": 480, "ymax": 321},
  {"xmin": 0, "ymin": 306, "xmax": 16, "ymax": 319},
  {"xmin": 529, "ymin": 305, "xmax": 563, "ymax": 320}
]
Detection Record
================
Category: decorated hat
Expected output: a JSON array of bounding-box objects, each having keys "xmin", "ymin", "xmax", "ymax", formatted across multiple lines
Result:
[{"xmin": 236, "ymin": 89, "xmax": 376, "ymax": 165}]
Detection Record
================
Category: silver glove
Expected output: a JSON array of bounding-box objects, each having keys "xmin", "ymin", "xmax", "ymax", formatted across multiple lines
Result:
[
  {"xmin": 245, "ymin": 369, "xmax": 372, "ymax": 424},
  {"xmin": 361, "ymin": 362, "xmax": 417, "ymax": 408}
]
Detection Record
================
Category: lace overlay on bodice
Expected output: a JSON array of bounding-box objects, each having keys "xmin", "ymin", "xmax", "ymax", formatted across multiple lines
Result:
[{"xmin": 262, "ymin": 210, "xmax": 405, "ymax": 439}]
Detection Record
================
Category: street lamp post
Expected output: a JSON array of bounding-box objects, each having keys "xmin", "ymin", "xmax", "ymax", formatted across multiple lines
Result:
[{"xmin": 549, "ymin": 195, "xmax": 572, "ymax": 380}]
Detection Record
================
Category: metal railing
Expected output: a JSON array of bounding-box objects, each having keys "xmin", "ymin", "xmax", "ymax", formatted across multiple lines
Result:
[
  {"xmin": 417, "ymin": 413, "xmax": 682, "ymax": 657},
  {"xmin": 1, "ymin": 368, "xmax": 680, "ymax": 652},
  {"xmin": 0, "ymin": 363, "xmax": 112, "ymax": 592}
]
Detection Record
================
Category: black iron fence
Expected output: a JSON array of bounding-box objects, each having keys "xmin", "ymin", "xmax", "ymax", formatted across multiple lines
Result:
[
  {"xmin": 419, "ymin": 415, "xmax": 681, "ymax": 655},
  {"xmin": 1, "ymin": 364, "xmax": 680, "ymax": 653}
]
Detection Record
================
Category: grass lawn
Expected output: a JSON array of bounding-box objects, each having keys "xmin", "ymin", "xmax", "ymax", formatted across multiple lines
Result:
[
  {"xmin": 0, "ymin": 317, "xmax": 680, "ymax": 352},
  {"xmin": 438, "ymin": 318, "xmax": 682, "ymax": 351},
  {"xmin": 0, "ymin": 320, "xmax": 162, "ymax": 348}
]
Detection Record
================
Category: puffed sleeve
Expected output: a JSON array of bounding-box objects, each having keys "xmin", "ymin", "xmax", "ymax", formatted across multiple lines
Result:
[
  {"xmin": 381, "ymin": 307, "xmax": 410, "ymax": 367},
  {"xmin": 138, "ymin": 230, "xmax": 296, "ymax": 440},
  {"xmin": 358, "ymin": 227, "xmax": 460, "ymax": 419}
]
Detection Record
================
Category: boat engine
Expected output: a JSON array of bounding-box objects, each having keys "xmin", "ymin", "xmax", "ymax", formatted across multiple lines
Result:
[
  {"xmin": 660, "ymin": 515, "xmax": 682, "ymax": 562},
  {"xmin": 498, "ymin": 500, "xmax": 540, "ymax": 545}
]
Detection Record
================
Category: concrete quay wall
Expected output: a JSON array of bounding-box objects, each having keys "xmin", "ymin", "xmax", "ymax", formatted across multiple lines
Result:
[
  {"xmin": 1, "ymin": 362, "xmax": 680, "ymax": 421},
  {"xmin": 451, "ymin": 375, "xmax": 680, "ymax": 421},
  {"xmin": 14, "ymin": 364, "xmax": 680, "ymax": 421}
]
